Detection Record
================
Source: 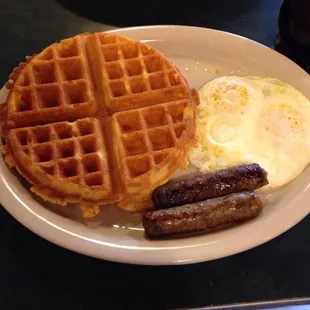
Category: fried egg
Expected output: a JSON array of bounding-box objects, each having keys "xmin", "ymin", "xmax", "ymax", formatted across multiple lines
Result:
[{"xmin": 188, "ymin": 76, "xmax": 310, "ymax": 189}]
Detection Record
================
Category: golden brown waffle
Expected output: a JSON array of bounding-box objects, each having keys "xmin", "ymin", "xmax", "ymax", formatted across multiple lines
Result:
[
  {"xmin": 112, "ymin": 99, "xmax": 196, "ymax": 211},
  {"xmin": 1, "ymin": 32, "xmax": 198, "ymax": 215},
  {"xmin": 88, "ymin": 34, "xmax": 190, "ymax": 113},
  {"xmin": 4, "ymin": 36, "xmax": 97, "ymax": 130},
  {"xmin": 4, "ymin": 118, "xmax": 114, "ymax": 203}
]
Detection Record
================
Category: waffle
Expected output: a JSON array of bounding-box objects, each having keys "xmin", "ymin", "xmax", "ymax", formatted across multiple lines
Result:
[
  {"xmin": 4, "ymin": 36, "xmax": 97, "ymax": 131},
  {"xmin": 1, "ymin": 32, "xmax": 199, "ymax": 215}
]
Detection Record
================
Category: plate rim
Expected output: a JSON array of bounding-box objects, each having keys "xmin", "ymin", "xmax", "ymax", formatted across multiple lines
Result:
[{"xmin": 1, "ymin": 25, "xmax": 310, "ymax": 265}]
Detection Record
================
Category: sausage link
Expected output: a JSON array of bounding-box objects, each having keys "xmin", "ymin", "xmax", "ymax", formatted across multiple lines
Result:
[
  {"xmin": 143, "ymin": 191, "xmax": 263, "ymax": 238},
  {"xmin": 152, "ymin": 163, "xmax": 268, "ymax": 208}
]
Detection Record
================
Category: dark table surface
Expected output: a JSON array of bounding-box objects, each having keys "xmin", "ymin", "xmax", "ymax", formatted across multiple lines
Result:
[{"xmin": 1, "ymin": 0, "xmax": 310, "ymax": 309}]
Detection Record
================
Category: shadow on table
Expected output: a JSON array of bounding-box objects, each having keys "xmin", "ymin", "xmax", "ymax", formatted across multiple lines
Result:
[{"xmin": 56, "ymin": 0, "xmax": 262, "ymax": 28}]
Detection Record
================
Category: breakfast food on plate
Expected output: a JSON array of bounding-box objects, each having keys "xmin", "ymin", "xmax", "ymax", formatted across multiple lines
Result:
[
  {"xmin": 188, "ymin": 76, "xmax": 310, "ymax": 189},
  {"xmin": 145, "ymin": 163, "xmax": 268, "ymax": 238},
  {"xmin": 143, "ymin": 191, "xmax": 263, "ymax": 238},
  {"xmin": 0, "ymin": 32, "xmax": 199, "ymax": 215},
  {"xmin": 152, "ymin": 163, "xmax": 268, "ymax": 208},
  {"xmin": 2, "ymin": 31, "xmax": 308, "ymax": 241},
  {"xmin": 144, "ymin": 74, "xmax": 310, "ymax": 239}
]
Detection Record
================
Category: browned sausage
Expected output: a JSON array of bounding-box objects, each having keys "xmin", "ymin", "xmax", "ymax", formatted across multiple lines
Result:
[
  {"xmin": 152, "ymin": 163, "xmax": 268, "ymax": 208},
  {"xmin": 143, "ymin": 191, "xmax": 263, "ymax": 238}
]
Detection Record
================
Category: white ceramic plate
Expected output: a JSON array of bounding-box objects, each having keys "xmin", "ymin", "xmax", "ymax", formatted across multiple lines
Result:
[{"xmin": 1, "ymin": 25, "xmax": 310, "ymax": 265}]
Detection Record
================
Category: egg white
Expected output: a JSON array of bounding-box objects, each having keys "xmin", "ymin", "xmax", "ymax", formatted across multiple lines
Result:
[{"xmin": 188, "ymin": 76, "xmax": 310, "ymax": 189}]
